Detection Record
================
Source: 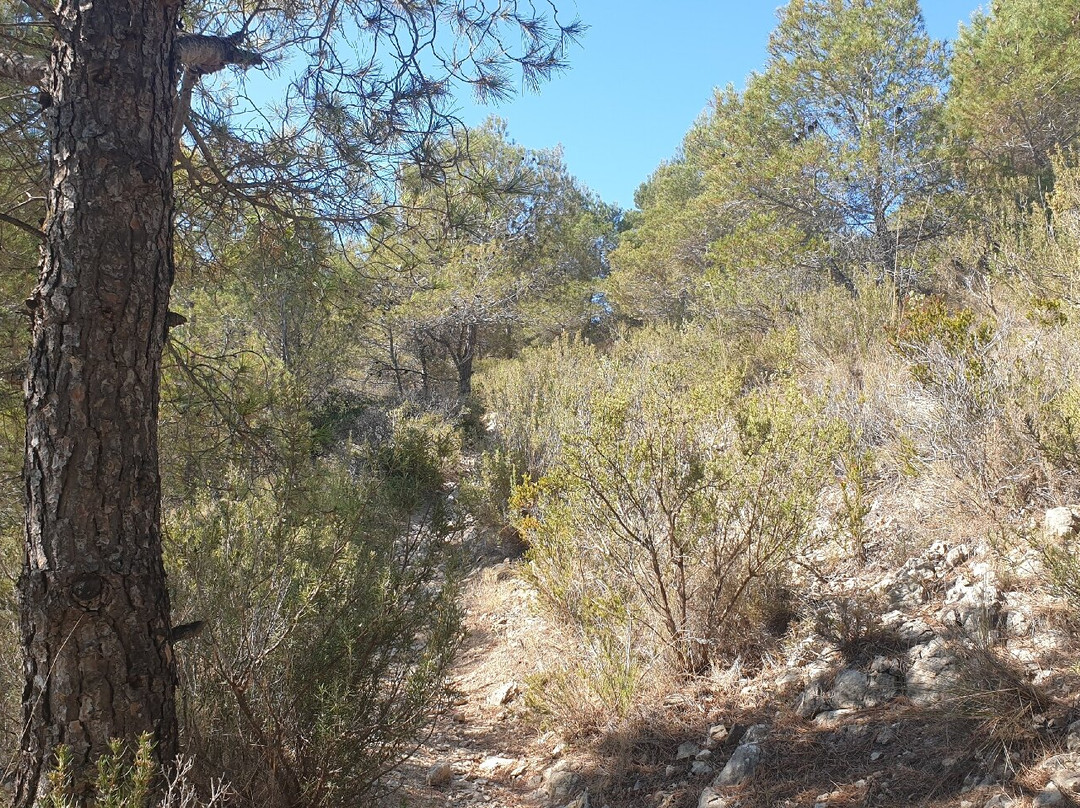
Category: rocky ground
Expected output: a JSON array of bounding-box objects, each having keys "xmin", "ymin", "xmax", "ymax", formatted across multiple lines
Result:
[
  {"xmin": 382, "ymin": 537, "xmax": 585, "ymax": 808},
  {"xmin": 386, "ymin": 508, "xmax": 1080, "ymax": 808}
]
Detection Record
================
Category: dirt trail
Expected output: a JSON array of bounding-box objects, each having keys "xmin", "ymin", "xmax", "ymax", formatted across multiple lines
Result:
[{"xmin": 384, "ymin": 541, "xmax": 569, "ymax": 808}]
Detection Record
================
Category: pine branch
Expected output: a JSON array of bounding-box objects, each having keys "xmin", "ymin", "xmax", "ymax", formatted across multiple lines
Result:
[
  {"xmin": 20, "ymin": 0, "xmax": 55, "ymax": 22},
  {"xmin": 0, "ymin": 209, "xmax": 42, "ymax": 240},
  {"xmin": 176, "ymin": 32, "xmax": 263, "ymax": 76}
]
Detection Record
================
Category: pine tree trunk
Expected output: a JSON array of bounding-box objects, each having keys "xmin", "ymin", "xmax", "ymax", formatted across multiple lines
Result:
[{"xmin": 16, "ymin": 0, "xmax": 181, "ymax": 802}]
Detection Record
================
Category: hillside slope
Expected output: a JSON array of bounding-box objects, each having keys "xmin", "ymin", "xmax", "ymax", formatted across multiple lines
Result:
[{"xmin": 389, "ymin": 510, "xmax": 1080, "ymax": 808}]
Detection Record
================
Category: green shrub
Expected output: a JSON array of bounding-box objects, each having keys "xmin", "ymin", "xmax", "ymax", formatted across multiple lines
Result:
[
  {"xmin": 368, "ymin": 404, "xmax": 461, "ymax": 495},
  {"xmin": 796, "ymin": 271, "xmax": 896, "ymax": 363},
  {"xmin": 42, "ymin": 736, "xmax": 154, "ymax": 808},
  {"xmin": 837, "ymin": 446, "xmax": 875, "ymax": 563},
  {"xmin": 168, "ymin": 452, "xmax": 462, "ymax": 808},
  {"xmin": 516, "ymin": 364, "xmax": 843, "ymax": 679},
  {"xmin": 521, "ymin": 595, "xmax": 644, "ymax": 734},
  {"xmin": 1026, "ymin": 381, "xmax": 1080, "ymax": 473},
  {"xmin": 458, "ymin": 447, "xmax": 520, "ymax": 532},
  {"xmin": 474, "ymin": 334, "xmax": 606, "ymax": 481},
  {"xmin": 893, "ymin": 295, "xmax": 995, "ymax": 387},
  {"xmin": 41, "ymin": 735, "xmax": 230, "ymax": 808}
]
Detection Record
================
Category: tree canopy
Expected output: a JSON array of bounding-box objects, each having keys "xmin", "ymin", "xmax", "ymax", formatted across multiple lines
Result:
[
  {"xmin": 361, "ymin": 119, "xmax": 615, "ymax": 402},
  {"xmin": 609, "ymin": 0, "xmax": 951, "ymax": 324},
  {"xmin": 947, "ymin": 0, "xmax": 1080, "ymax": 199}
]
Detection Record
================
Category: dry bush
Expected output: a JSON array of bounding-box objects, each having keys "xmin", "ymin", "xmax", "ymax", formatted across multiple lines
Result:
[
  {"xmin": 1028, "ymin": 530, "xmax": 1080, "ymax": 611},
  {"xmin": 812, "ymin": 593, "xmax": 906, "ymax": 665}
]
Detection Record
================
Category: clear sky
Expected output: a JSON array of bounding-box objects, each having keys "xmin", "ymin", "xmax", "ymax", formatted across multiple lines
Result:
[{"xmin": 458, "ymin": 1, "xmax": 984, "ymax": 211}]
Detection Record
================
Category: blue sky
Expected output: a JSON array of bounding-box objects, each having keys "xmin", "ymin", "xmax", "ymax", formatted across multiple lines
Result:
[{"xmin": 458, "ymin": 1, "xmax": 984, "ymax": 211}]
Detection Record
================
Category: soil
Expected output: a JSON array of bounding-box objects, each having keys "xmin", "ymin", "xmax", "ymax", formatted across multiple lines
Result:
[{"xmin": 382, "ymin": 535, "xmax": 571, "ymax": 807}]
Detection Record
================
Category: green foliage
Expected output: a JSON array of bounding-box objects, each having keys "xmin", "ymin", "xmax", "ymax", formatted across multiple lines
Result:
[
  {"xmin": 159, "ymin": 241, "xmax": 464, "ymax": 808},
  {"xmin": 889, "ymin": 294, "xmax": 1007, "ymax": 482},
  {"xmin": 473, "ymin": 334, "xmax": 606, "ymax": 481},
  {"xmin": 610, "ymin": 0, "xmax": 952, "ymax": 325},
  {"xmin": 0, "ymin": 116, "xmax": 40, "ymax": 764},
  {"xmin": 43, "ymin": 735, "xmax": 154, "ymax": 808},
  {"xmin": 509, "ymin": 333, "xmax": 844, "ymax": 677},
  {"xmin": 0, "ymin": 384, "xmax": 22, "ymax": 763},
  {"xmin": 1026, "ymin": 382, "xmax": 1080, "ymax": 473},
  {"xmin": 948, "ymin": 0, "xmax": 1080, "ymax": 200},
  {"xmin": 13, "ymin": 0, "xmax": 1080, "ymax": 792},
  {"xmin": 795, "ymin": 269, "xmax": 897, "ymax": 362},
  {"xmin": 168, "ymin": 450, "xmax": 462, "ymax": 808},
  {"xmin": 360, "ymin": 119, "xmax": 616, "ymax": 404},
  {"xmin": 720, "ymin": 0, "xmax": 951, "ymax": 287},
  {"xmin": 457, "ymin": 447, "xmax": 519, "ymax": 532},
  {"xmin": 1032, "ymin": 534, "xmax": 1080, "ymax": 611},
  {"xmin": 231, "ymin": 218, "xmax": 355, "ymax": 393},
  {"xmin": 605, "ymin": 140, "xmax": 721, "ymax": 322},
  {"xmin": 371, "ymin": 405, "xmax": 461, "ymax": 495},
  {"xmin": 957, "ymin": 155, "xmax": 1080, "ymax": 486},
  {"xmin": 837, "ymin": 447, "xmax": 875, "ymax": 564},
  {"xmin": 893, "ymin": 295, "xmax": 995, "ymax": 386},
  {"xmin": 522, "ymin": 609, "xmax": 643, "ymax": 731}
]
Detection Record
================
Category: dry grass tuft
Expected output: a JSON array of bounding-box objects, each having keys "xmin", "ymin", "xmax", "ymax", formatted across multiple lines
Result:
[
  {"xmin": 812, "ymin": 593, "xmax": 911, "ymax": 666},
  {"xmin": 935, "ymin": 634, "xmax": 1058, "ymax": 766}
]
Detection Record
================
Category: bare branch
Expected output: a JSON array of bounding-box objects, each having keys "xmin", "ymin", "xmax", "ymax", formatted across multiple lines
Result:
[
  {"xmin": 173, "ymin": 69, "xmax": 198, "ymax": 147},
  {"xmin": 176, "ymin": 32, "xmax": 263, "ymax": 75},
  {"xmin": 0, "ymin": 209, "xmax": 41, "ymax": 240}
]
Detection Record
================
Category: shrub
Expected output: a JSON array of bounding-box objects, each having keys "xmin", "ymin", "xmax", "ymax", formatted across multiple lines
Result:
[
  {"xmin": 40, "ymin": 735, "xmax": 229, "ymax": 808},
  {"xmin": 474, "ymin": 334, "xmax": 606, "ymax": 482},
  {"xmin": 893, "ymin": 295, "xmax": 995, "ymax": 389},
  {"xmin": 836, "ymin": 446, "xmax": 875, "ymax": 564},
  {"xmin": 1028, "ymin": 529, "xmax": 1080, "ymax": 610},
  {"xmin": 516, "ymin": 362, "xmax": 843, "ymax": 679},
  {"xmin": 890, "ymin": 294, "xmax": 1010, "ymax": 485},
  {"xmin": 368, "ymin": 404, "xmax": 461, "ymax": 495},
  {"xmin": 43, "ymin": 737, "xmax": 153, "ymax": 808},
  {"xmin": 163, "ymin": 381, "xmax": 464, "ymax": 808},
  {"xmin": 167, "ymin": 454, "xmax": 462, "ymax": 808},
  {"xmin": 457, "ymin": 446, "xmax": 520, "ymax": 533},
  {"xmin": 521, "ymin": 596, "xmax": 645, "ymax": 735}
]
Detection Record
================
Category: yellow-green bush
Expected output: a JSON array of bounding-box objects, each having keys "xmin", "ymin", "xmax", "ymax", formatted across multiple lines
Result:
[
  {"xmin": 474, "ymin": 335, "xmax": 606, "ymax": 478},
  {"xmin": 40, "ymin": 734, "xmax": 228, "ymax": 808},
  {"xmin": 513, "ymin": 345, "xmax": 843, "ymax": 685},
  {"xmin": 42, "ymin": 736, "xmax": 154, "ymax": 808}
]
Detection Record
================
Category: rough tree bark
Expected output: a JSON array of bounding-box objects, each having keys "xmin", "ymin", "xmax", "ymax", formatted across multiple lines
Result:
[
  {"xmin": 0, "ymin": 4, "xmax": 264, "ymax": 800},
  {"xmin": 15, "ymin": 0, "xmax": 181, "ymax": 803}
]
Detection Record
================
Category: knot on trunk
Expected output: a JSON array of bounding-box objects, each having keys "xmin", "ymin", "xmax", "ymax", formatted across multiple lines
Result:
[{"xmin": 70, "ymin": 573, "xmax": 108, "ymax": 610}]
